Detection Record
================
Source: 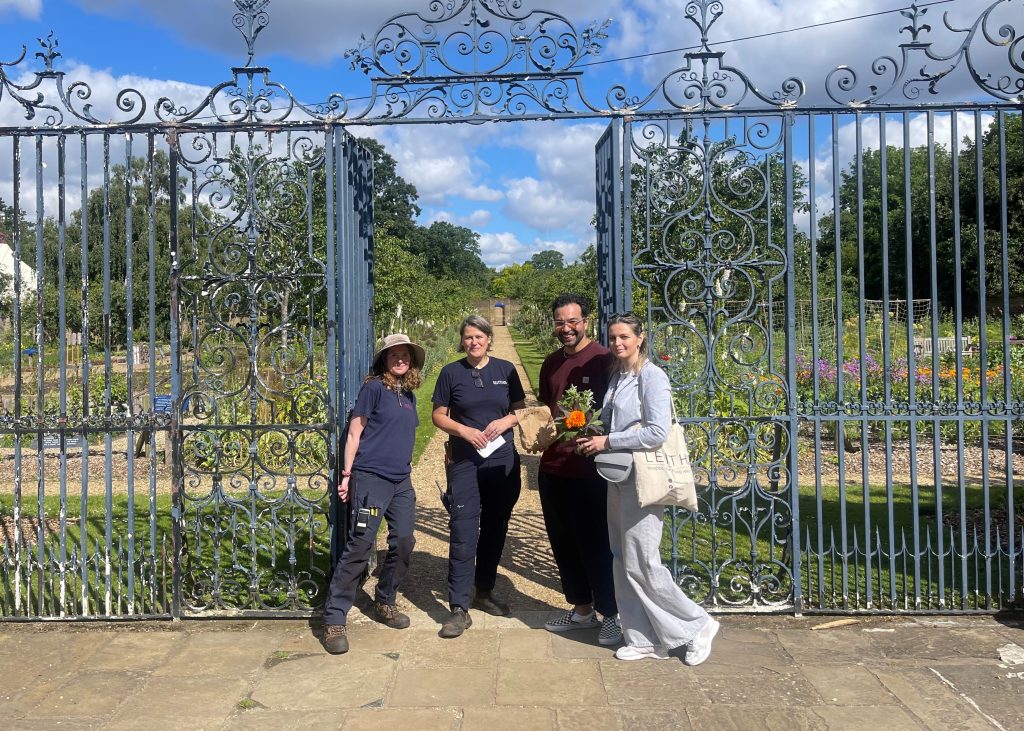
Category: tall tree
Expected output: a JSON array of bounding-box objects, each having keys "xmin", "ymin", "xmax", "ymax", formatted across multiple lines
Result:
[
  {"xmin": 528, "ymin": 249, "xmax": 564, "ymax": 270},
  {"xmin": 356, "ymin": 137, "xmax": 420, "ymax": 239},
  {"xmin": 407, "ymin": 220, "xmax": 489, "ymax": 283}
]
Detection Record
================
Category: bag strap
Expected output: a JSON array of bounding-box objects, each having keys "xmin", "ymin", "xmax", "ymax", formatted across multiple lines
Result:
[{"xmin": 638, "ymin": 363, "xmax": 679, "ymax": 424}]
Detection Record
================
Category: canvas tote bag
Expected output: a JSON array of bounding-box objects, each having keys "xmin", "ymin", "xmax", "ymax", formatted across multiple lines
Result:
[
  {"xmin": 632, "ymin": 369, "xmax": 698, "ymax": 511},
  {"xmin": 514, "ymin": 406, "xmax": 558, "ymax": 454}
]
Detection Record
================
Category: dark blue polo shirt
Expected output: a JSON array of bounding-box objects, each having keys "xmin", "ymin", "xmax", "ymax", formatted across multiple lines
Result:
[
  {"xmin": 351, "ymin": 379, "xmax": 418, "ymax": 481},
  {"xmin": 433, "ymin": 357, "xmax": 525, "ymax": 462}
]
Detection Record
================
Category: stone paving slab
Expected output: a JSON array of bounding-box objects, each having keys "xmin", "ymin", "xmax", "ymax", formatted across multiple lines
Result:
[{"xmin": 0, "ymin": 614, "xmax": 1021, "ymax": 729}]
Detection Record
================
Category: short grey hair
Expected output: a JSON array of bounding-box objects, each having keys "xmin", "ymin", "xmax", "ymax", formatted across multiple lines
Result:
[{"xmin": 458, "ymin": 314, "xmax": 494, "ymax": 352}]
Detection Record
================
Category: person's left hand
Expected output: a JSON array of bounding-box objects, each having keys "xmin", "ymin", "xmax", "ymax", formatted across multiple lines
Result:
[
  {"xmin": 482, "ymin": 419, "xmax": 507, "ymax": 442},
  {"xmin": 576, "ymin": 435, "xmax": 608, "ymax": 456}
]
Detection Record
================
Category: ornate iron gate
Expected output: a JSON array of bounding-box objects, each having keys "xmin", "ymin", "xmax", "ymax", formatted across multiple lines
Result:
[
  {"xmin": 596, "ymin": 2, "xmax": 1024, "ymax": 612},
  {"xmin": 0, "ymin": 0, "xmax": 1021, "ymax": 618}
]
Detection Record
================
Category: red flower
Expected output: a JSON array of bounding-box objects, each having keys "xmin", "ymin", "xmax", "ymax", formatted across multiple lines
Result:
[{"xmin": 660, "ymin": 354, "xmax": 670, "ymax": 361}]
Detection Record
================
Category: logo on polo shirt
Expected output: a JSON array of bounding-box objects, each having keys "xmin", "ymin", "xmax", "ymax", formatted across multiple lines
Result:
[{"xmin": 492, "ymin": 380, "xmax": 508, "ymax": 385}]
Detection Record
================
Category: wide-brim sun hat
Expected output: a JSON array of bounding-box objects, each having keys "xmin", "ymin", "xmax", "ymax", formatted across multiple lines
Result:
[{"xmin": 373, "ymin": 333, "xmax": 426, "ymax": 371}]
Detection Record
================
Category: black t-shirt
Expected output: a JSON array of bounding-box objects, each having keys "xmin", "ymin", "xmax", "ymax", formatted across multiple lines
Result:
[
  {"xmin": 351, "ymin": 379, "xmax": 418, "ymax": 481},
  {"xmin": 432, "ymin": 357, "xmax": 525, "ymax": 462}
]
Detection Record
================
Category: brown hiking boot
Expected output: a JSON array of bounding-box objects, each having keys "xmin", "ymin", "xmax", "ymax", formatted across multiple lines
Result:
[
  {"xmin": 373, "ymin": 601, "xmax": 411, "ymax": 629},
  {"xmin": 439, "ymin": 607, "xmax": 472, "ymax": 638},
  {"xmin": 322, "ymin": 624, "xmax": 349, "ymax": 655}
]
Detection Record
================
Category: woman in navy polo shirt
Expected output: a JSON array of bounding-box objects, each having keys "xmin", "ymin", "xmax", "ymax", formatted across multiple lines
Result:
[
  {"xmin": 321, "ymin": 333, "xmax": 425, "ymax": 655},
  {"xmin": 432, "ymin": 315, "xmax": 525, "ymax": 638}
]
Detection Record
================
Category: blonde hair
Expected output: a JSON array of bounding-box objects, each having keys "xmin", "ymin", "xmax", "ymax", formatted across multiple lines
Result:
[{"xmin": 607, "ymin": 312, "xmax": 649, "ymax": 375}]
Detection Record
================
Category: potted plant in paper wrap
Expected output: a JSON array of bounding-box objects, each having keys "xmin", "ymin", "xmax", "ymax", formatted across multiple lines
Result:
[
  {"xmin": 554, "ymin": 385, "xmax": 604, "ymax": 446},
  {"xmin": 557, "ymin": 384, "xmax": 634, "ymax": 482}
]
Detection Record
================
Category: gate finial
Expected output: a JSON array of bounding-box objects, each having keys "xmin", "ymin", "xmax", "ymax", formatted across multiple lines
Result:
[{"xmin": 233, "ymin": 0, "xmax": 270, "ymax": 66}]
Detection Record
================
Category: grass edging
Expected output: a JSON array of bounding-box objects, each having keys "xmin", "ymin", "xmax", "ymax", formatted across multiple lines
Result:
[{"xmin": 507, "ymin": 326, "xmax": 545, "ymax": 393}]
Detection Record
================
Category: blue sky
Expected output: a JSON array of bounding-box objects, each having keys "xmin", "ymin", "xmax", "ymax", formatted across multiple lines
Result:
[{"xmin": 0, "ymin": 0, "xmax": 1002, "ymax": 267}]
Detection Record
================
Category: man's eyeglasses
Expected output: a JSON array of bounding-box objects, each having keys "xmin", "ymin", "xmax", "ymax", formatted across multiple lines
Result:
[
  {"xmin": 471, "ymin": 368, "xmax": 484, "ymax": 388},
  {"xmin": 553, "ymin": 318, "xmax": 584, "ymax": 328}
]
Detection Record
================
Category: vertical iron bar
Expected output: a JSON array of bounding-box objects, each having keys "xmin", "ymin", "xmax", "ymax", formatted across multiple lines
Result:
[
  {"xmin": 784, "ymin": 112, "xmax": 801, "ymax": 612},
  {"xmin": 146, "ymin": 132, "xmax": 158, "ymax": 611},
  {"xmin": 926, "ymin": 112, "xmax": 945, "ymax": 606},
  {"xmin": 974, "ymin": 111, "xmax": 991, "ymax": 611},
  {"xmin": 79, "ymin": 134, "xmax": 90, "ymax": 616},
  {"xmin": 57, "ymin": 134, "xmax": 69, "ymax": 614},
  {"xmin": 903, "ymin": 112, "xmax": 921, "ymax": 608},
  {"xmin": 879, "ymin": 115, "xmax": 897, "ymax": 609},
  {"xmin": 102, "ymin": 133, "xmax": 113, "ymax": 616},
  {"xmin": 950, "ymin": 113, "xmax": 968, "ymax": 608},
  {"xmin": 325, "ymin": 126, "xmax": 339, "ymax": 566},
  {"xmin": 12, "ymin": 134, "xmax": 23, "ymax": 615},
  {"xmin": 808, "ymin": 113, "xmax": 825, "ymax": 609},
  {"xmin": 124, "ymin": 132, "xmax": 136, "ymax": 614},
  {"xmin": 855, "ymin": 112, "xmax": 872, "ymax": 607},
  {"xmin": 619, "ymin": 117, "xmax": 631, "ymax": 312},
  {"xmin": 997, "ymin": 110, "xmax": 1012, "ymax": 608},
  {"xmin": 168, "ymin": 133, "xmax": 182, "ymax": 619},
  {"xmin": 831, "ymin": 114, "xmax": 849, "ymax": 608},
  {"xmin": 34, "ymin": 134, "xmax": 46, "ymax": 616}
]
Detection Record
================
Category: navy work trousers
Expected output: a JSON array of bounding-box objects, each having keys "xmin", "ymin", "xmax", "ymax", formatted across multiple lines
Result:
[
  {"xmin": 538, "ymin": 471, "xmax": 617, "ymax": 617},
  {"xmin": 446, "ymin": 450, "xmax": 521, "ymax": 610},
  {"xmin": 322, "ymin": 469, "xmax": 416, "ymax": 626}
]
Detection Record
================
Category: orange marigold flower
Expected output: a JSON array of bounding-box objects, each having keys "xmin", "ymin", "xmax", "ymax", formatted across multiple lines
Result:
[{"xmin": 565, "ymin": 410, "xmax": 587, "ymax": 429}]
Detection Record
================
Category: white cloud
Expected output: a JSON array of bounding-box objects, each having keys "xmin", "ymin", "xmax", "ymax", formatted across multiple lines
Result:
[
  {"xmin": 424, "ymin": 208, "xmax": 492, "ymax": 229},
  {"xmin": 504, "ymin": 176, "xmax": 593, "ymax": 234},
  {"xmin": 359, "ymin": 125, "xmax": 505, "ymax": 207},
  {"xmin": 479, "ymin": 231, "xmax": 590, "ymax": 269},
  {"xmin": 72, "ymin": 0, "xmax": 624, "ymax": 65},
  {"xmin": 0, "ymin": 0, "xmax": 41, "ymax": 19}
]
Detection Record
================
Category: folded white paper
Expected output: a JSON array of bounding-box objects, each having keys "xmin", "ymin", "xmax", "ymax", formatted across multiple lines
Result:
[{"xmin": 476, "ymin": 434, "xmax": 506, "ymax": 458}]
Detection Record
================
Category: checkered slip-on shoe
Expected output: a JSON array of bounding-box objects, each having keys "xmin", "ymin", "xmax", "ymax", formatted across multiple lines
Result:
[
  {"xmin": 544, "ymin": 609, "xmax": 600, "ymax": 633},
  {"xmin": 598, "ymin": 615, "xmax": 623, "ymax": 646}
]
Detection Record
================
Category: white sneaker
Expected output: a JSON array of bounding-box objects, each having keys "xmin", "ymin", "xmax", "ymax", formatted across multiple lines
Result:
[
  {"xmin": 684, "ymin": 617, "xmax": 720, "ymax": 666},
  {"xmin": 544, "ymin": 609, "xmax": 600, "ymax": 633},
  {"xmin": 597, "ymin": 615, "xmax": 623, "ymax": 646},
  {"xmin": 614, "ymin": 644, "xmax": 670, "ymax": 661}
]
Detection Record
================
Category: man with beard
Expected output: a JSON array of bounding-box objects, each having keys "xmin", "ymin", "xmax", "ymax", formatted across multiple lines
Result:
[{"xmin": 538, "ymin": 294, "xmax": 621, "ymax": 646}]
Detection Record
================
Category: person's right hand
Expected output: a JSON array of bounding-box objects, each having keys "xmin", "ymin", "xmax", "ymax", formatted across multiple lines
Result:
[
  {"xmin": 461, "ymin": 426, "xmax": 490, "ymax": 450},
  {"xmin": 338, "ymin": 476, "xmax": 351, "ymax": 502}
]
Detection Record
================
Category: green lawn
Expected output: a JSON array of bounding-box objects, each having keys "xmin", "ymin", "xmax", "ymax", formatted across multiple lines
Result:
[
  {"xmin": 508, "ymin": 326, "xmax": 545, "ymax": 393},
  {"xmin": 412, "ymin": 349, "xmax": 458, "ymax": 464}
]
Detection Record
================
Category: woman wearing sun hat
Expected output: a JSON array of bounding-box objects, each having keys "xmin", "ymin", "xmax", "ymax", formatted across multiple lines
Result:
[{"xmin": 321, "ymin": 333, "xmax": 426, "ymax": 655}]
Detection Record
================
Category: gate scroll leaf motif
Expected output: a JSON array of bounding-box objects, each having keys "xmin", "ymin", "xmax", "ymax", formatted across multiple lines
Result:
[
  {"xmin": 174, "ymin": 130, "xmax": 334, "ymax": 612},
  {"xmin": 630, "ymin": 115, "xmax": 794, "ymax": 608}
]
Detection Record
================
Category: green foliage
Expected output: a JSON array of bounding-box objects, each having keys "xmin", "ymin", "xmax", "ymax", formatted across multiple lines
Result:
[
  {"xmin": 502, "ymin": 246, "xmax": 600, "ymax": 353},
  {"xmin": 820, "ymin": 114, "xmax": 1024, "ymax": 310}
]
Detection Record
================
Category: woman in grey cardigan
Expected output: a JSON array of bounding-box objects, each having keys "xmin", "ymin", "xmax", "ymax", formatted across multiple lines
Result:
[{"xmin": 576, "ymin": 312, "xmax": 719, "ymax": 664}]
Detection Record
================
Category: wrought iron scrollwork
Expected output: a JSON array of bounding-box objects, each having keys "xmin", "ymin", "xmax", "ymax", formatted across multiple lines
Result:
[
  {"xmin": 0, "ymin": 0, "xmax": 1021, "ymax": 127},
  {"xmin": 174, "ymin": 129, "xmax": 334, "ymax": 611},
  {"xmin": 609, "ymin": 0, "xmax": 804, "ymax": 112},
  {"xmin": 630, "ymin": 116, "xmax": 792, "ymax": 608},
  {"xmin": 343, "ymin": 0, "xmax": 611, "ymax": 119},
  {"xmin": 827, "ymin": 0, "xmax": 1024, "ymax": 105}
]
